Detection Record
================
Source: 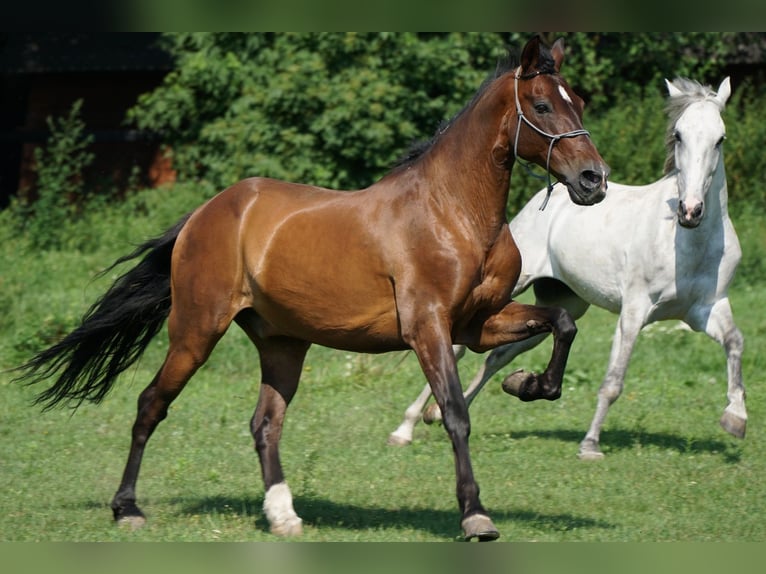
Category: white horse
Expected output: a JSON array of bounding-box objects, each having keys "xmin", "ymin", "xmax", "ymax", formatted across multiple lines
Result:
[{"xmin": 388, "ymin": 76, "xmax": 746, "ymax": 459}]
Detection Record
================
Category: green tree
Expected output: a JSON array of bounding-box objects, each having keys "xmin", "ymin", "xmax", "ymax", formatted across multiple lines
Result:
[
  {"xmin": 127, "ymin": 33, "xmax": 760, "ymax": 205},
  {"xmin": 127, "ymin": 32, "xmax": 521, "ymax": 191},
  {"xmin": 550, "ymin": 32, "xmax": 736, "ymax": 109}
]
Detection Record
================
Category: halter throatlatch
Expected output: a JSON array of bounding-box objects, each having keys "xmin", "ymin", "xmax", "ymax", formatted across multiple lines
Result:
[{"xmin": 513, "ymin": 68, "xmax": 591, "ymax": 210}]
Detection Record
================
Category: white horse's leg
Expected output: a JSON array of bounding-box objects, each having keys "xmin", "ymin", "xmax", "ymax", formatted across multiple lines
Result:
[
  {"xmin": 387, "ymin": 382, "xmax": 434, "ymax": 445},
  {"xmin": 579, "ymin": 310, "xmax": 644, "ymax": 460},
  {"xmin": 387, "ymin": 345, "xmax": 467, "ymax": 445},
  {"xmin": 687, "ymin": 298, "xmax": 746, "ymax": 438}
]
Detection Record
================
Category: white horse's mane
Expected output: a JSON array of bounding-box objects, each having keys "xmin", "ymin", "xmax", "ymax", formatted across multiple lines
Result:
[{"xmin": 663, "ymin": 78, "xmax": 724, "ymax": 174}]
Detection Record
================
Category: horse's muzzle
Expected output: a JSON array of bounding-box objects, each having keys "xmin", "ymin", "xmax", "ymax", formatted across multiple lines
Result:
[
  {"xmin": 569, "ymin": 167, "xmax": 609, "ymax": 205},
  {"xmin": 678, "ymin": 199, "xmax": 704, "ymax": 228}
]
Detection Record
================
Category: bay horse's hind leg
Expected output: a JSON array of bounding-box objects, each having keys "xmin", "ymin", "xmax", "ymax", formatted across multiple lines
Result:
[
  {"xmin": 254, "ymin": 342, "xmax": 310, "ymax": 537},
  {"xmin": 236, "ymin": 312, "xmax": 311, "ymax": 537},
  {"xmin": 111, "ymin": 310, "xmax": 228, "ymax": 527}
]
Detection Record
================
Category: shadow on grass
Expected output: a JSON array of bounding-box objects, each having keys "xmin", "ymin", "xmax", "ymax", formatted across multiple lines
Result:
[
  {"xmin": 75, "ymin": 494, "xmax": 615, "ymax": 539},
  {"xmin": 168, "ymin": 494, "xmax": 615, "ymax": 539},
  {"xmin": 497, "ymin": 427, "xmax": 743, "ymax": 463}
]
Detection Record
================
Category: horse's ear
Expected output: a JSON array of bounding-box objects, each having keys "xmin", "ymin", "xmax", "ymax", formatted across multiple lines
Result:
[
  {"xmin": 519, "ymin": 35, "xmax": 542, "ymax": 73},
  {"xmin": 665, "ymin": 78, "xmax": 684, "ymax": 98},
  {"xmin": 550, "ymin": 38, "xmax": 565, "ymax": 72},
  {"xmin": 715, "ymin": 77, "xmax": 731, "ymax": 108}
]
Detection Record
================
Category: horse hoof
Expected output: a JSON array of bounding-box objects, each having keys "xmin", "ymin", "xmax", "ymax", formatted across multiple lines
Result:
[
  {"xmin": 720, "ymin": 411, "xmax": 746, "ymax": 439},
  {"xmin": 270, "ymin": 517, "xmax": 303, "ymax": 537},
  {"xmin": 577, "ymin": 440, "xmax": 604, "ymax": 461},
  {"xmin": 501, "ymin": 369, "xmax": 534, "ymax": 398},
  {"xmin": 423, "ymin": 404, "xmax": 442, "ymax": 424},
  {"xmin": 116, "ymin": 514, "xmax": 147, "ymax": 530},
  {"xmin": 461, "ymin": 514, "xmax": 500, "ymax": 541},
  {"xmin": 113, "ymin": 502, "xmax": 146, "ymax": 530},
  {"xmin": 387, "ymin": 433, "xmax": 412, "ymax": 446}
]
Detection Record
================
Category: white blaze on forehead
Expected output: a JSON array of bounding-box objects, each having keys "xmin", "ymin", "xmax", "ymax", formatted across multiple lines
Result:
[{"xmin": 558, "ymin": 85, "xmax": 573, "ymax": 105}]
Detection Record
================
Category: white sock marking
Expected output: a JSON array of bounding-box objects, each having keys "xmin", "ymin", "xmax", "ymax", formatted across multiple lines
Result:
[{"xmin": 263, "ymin": 482, "xmax": 302, "ymax": 536}]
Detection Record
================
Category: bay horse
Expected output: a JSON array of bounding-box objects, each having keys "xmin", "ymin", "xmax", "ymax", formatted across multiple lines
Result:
[
  {"xmin": 16, "ymin": 36, "xmax": 608, "ymax": 540},
  {"xmin": 390, "ymin": 77, "xmax": 745, "ymax": 461}
]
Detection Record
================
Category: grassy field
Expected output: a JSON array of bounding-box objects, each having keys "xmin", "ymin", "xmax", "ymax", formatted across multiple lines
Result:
[
  {"xmin": 2, "ymin": 277, "xmax": 765, "ymax": 542},
  {"xmin": 1, "ymin": 187, "xmax": 765, "ymax": 543}
]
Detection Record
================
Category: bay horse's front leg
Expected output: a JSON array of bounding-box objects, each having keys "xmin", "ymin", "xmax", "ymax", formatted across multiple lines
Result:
[
  {"xmin": 387, "ymin": 345, "xmax": 466, "ymax": 445},
  {"xmin": 403, "ymin": 317, "xmax": 499, "ymax": 541},
  {"xmin": 456, "ymin": 302, "xmax": 577, "ymax": 402}
]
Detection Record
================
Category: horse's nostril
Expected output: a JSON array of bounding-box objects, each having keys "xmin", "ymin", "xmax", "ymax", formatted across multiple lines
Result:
[
  {"xmin": 580, "ymin": 170, "xmax": 601, "ymax": 190},
  {"xmin": 678, "ymin": 200, "xmax": 704, "ymax": 227},
  {"xmin": 679, "ymin": 201, "xmax": 704, "ymax": 220}
]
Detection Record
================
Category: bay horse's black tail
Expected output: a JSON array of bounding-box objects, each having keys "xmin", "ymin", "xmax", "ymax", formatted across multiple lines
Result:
[{"xmin": 14, "ymin": 213, "xmax": 193, "ymax": 411}]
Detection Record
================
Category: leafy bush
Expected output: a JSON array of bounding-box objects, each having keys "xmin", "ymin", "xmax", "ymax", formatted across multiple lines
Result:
[
  {"xmin": 558, "ymin": 32, "xmax": 737, "ymax": 109},
  {"xmin": 720, "ymin": 78, "xmax": 766, "ymax": 212},
  {"xmin": 587, "ymin": 91, "xmax": 667, "ymax": 184},
  {"xmin": 127, "ymin": 32, "xmax": 520, "ymax": 192},
  {"xmin": 0, "ymin": 180, "xmax": 215, "ymax": 366},
  {"xmin": 3, "ymin": 34, "xmax": 763, "ymax": 273},
  {"xmin": 10, "ymin": 100, "xmax": 95, "ymax": 250},
  {"xmin": 126, "ymin": 33, "xmax": 757, "ymax": 206}
]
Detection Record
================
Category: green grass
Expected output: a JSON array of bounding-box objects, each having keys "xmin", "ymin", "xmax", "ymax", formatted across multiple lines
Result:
[
  {"xmin": 1, "ymin": 186, "xmax": 765, "ymax": 542},
  {"xmin": 2, "ymin": 287, "xmax": 764, "ymax": 542}
]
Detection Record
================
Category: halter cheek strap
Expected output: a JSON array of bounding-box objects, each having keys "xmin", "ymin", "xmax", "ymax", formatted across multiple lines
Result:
[{"xmin": 513, "ymin": 68, "xmax": 591, "ymax": 210}]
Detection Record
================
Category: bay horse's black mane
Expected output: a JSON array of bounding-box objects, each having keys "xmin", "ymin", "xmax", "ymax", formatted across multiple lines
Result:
[{"xmin": 394, "ymin": 45, "xmax": 556, "ymax": 169}]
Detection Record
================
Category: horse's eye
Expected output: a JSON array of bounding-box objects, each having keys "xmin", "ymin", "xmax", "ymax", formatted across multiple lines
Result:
[
  {"xmin": 674, "ymin": 131, "xmax": 682, "ymax": 143},
  {"xmin": 534, "ymin": 102, "xmax": 551, "ymax": 114},
  {"xmin": 716, "ymin": 135, "xmax": 726, "ymax": 147}
]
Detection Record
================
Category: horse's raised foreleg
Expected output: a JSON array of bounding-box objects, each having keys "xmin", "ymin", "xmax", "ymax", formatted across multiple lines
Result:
[
  {"xmin": 388, "ymin": 337, "xmax": 548, "ymax": 445},
  {"xmin": 111, "ymin": 320, "xmax": 224, "ymax": 527},
  {"xmin": 409, "ymin": 280, "xmax": 592, "ymax": 433},
  {"xmin": 403, "ymin": 315, "xmax": 498, "ymax": 541},
  {"xmin": 578, "ymin": 310, "xmax": 643, "ymax": 460},
  {"xmin": 688, "ymin": 298, "xmax": 746, "ymax": 439},
  {"xmin": 456, "ymin": 302, "xmax": 577, "ymax": 402},
  {"xmin": 249, "ymin": 336, "xmax": 311, "ymax": 537},
  {"xmin": 421, "ymin": 334, "xmax": 550, "ymax": 425}
]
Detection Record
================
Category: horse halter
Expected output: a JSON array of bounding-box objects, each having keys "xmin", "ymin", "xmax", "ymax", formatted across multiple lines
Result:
[{"xmin": 513, "ymin": 68, "xmax": 592, "ymax": 210}]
